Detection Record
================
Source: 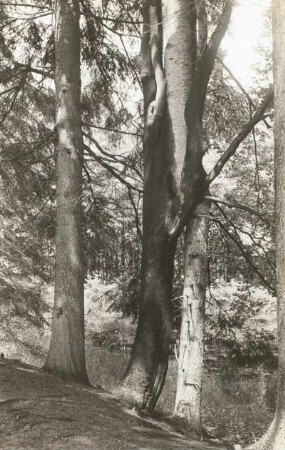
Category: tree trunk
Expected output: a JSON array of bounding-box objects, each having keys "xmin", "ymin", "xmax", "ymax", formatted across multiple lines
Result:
[
  {"xmin": 247, "ymin": 1, "xmax": 285, "ymax": 448},
  {"xmin": 43, "ymin": 0, "xmax": 88, "ymax": 383},
  {"xmin": 174, "ymin": 201, "xmax": 210, "ymax": 435},
  {"xmin": 121, "ymin": 2, "xmax": 174, "ymax": 407},
  {"xmin": 123, "ymin": 230, "xmax": 176, "ymax": 410},
  {"xmin": 120, "ymin": 0, "xmax": 195, "ymax": 410},
  {"xmin": 122, "ymin": 0, "xmax": 233, "ymax": 411},
  {"xmin": 163, "ymin": 0, "xmax": 196, "ymax": 200}
]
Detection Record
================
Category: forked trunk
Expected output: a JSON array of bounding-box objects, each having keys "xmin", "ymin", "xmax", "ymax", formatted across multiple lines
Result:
[
  {"xmin": 175, "ymin": 201, "xmax": 210, "ymax": 434},
  {"xmin": 43, "ymin": 0, "xmax": 88, "ymax": 383},
  {"xmin": 122, "ymin": 0, "xmax": 233, "ymax": 411},
  {"xmin": 121, "ymin": 0, "xmax": 195, "ymax": 410}
]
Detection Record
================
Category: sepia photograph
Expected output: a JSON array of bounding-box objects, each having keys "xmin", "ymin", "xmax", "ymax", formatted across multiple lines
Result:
[{"xmin": 0, "ymin": 0, "xmax": 282, "ymax": 449}]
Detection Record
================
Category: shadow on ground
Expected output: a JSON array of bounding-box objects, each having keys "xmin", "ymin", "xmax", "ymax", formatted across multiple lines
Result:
[{"xmin": 0, "ymin": 359, "xmax": 230, "ymax": 450}]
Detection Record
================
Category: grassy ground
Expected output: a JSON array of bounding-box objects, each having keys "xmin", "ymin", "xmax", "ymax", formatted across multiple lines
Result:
[{"xmin": 86, "ymin": 343, "xmax": 277, "ymax": 447}]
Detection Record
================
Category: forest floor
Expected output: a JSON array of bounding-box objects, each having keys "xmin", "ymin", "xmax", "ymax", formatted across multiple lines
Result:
[
  {"xmin": 0, "ymin": 358, "xmax": 231, "ymax": 450},
  {"xmin": 0, "ymin": 279, "xmax": 276, "ymax": 449}
]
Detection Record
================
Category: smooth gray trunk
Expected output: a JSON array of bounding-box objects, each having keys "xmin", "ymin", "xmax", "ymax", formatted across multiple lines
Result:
[{"xmin": 123, "ymin": 0, "xmax": 233, "ymax": 411}]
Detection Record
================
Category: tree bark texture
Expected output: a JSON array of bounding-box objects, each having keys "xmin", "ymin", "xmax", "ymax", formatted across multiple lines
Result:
[
  {"xmin": 122, "ymin": 1, "xmax": 176, "ymax": 410},
  {"xmin": 174, "ymin": 201, "xmax": 210, "ymax": 433},
  {"xmin": 247, "ymin": 1, "xmax": 285, "ymax": 448},
  {"xmin": 122, "ymin": 0, "xmax": 234, "ymax": 412},
  {"xmin": 44, "ymin": 0, "xmax": 88, "ymax": 383}
]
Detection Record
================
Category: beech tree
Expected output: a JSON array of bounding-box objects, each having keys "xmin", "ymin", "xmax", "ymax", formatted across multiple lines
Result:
[
  {"xmin": 43, "ymin": 0, "xmax": 89, "ymax": 383},
  {"xmin": 121, "ymin": 0, "xmax": 273, "ymax": 414},
  {"xmin": 174, "ymin": 6, "xmax": 274, "ymax": 435}
]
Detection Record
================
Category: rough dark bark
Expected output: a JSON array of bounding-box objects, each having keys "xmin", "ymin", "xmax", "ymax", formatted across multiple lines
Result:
[
  {"xmin": 43, "ymin": 0, "xmax": 88, "ymax": 383},
  {"xmin": 246, "ymin": 1, "xmax": 285, "ymax": 448}
]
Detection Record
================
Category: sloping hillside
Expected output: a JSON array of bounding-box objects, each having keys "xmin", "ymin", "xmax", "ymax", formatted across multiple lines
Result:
[{"xmin": 0, "ymin": 358, "xmax": 227, "ymax": 450}]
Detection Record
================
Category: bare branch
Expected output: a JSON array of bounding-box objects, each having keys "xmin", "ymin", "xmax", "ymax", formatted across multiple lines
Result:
[
  {"xmin": 210, "ymin": 211, "xmax": 275, "ymax": 295},
  {"xmin": 0, "ymin": 132, "xmax": 55, "ymax": 165},
  {"xmin": 119, "ymin": 34, "xmax": 141, "ymax": 87},
  {"xmin": 0, "ymin": 67, "xmax": 28, "ymax": 126},
  {"xmin": 83, "ymin": 131, "xmax": 142, "ymax": 179},
  {"xmin": 216, "ymin": 56, "xmax": 271, "ymax": 129},
  {"xmin": 83, "ymin": 122, "xmax": 143, "ymax": 137},
  {"xmin": 206, "ymin": 87, "xmax": 274, "ymax": 185},
  {"xmin": 80, "ymin": 11, "xmax": 142, "ymax": 26},
  {"xmin": 4, "ymin": 11, "xmax": 52, "ymax": 20},
  {"xmin": 83, "ymin": 144, "xmax": 143, "ymax": 193},
  {"xmin": 193, "ymin": 0, "xmax": 234, "ymax": 116},
  {"xmin": 13, "ymin": 61, "xmax": 54, "ymax": 79},
  {"xmin": 219, "ymin": 205, "xmax": 275, "ymax": 271},
  {"xmin": 101, "ymin": 19, "xmax": 140, "ymax": 40},
  {"xmin": 0, "ymin": 3, "xmax": 50, "ymax": 9},
  {"xmin": 204, "ymin": 195, "xmax": 273, "ymax": 227}
]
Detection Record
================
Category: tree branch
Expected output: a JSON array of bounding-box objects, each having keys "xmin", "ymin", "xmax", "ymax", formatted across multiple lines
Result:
[
  {"xmin": 210, "ymin": 212, "xmax": 275, "ymax": 295},
  {"xmin": 204, "ymin": 195, "xmax": 273, "ymax": 227},
  {"xmin": 138, "ymin": 2, "xmax": 155, "ymax": 107},
  {"xmin": 145, "ymin": 2, "xmax": 166, "ymax": 129},
  {"xmin": 0, "ymin": 3, "xmax": 50, "ymax": 9},
  {"xmin": 119, "ymin": 34, "xmax": 142, "ymax": 87},
  {"xmin": 220, "ymin": 204, "xmax": 275, "ymax": 271},
  {"xmin": 83, "ymin": 122, "xmax": 143, "ymax": 137},
  {"xmin": 0, "ymin": 66, "xmax": 28, "ymax": 127},
  {"xmin": 13, "ymin": 61, "xmax": 54, "ymax": 79},
  {"xmin": 216, "ymin": 56, "xmax": 271, "ymax": 129},
  {"xmin": 83, "ymin": 144, "xmax": 143, "ymax": 193},
  {"xmin": 206, "ymin": 87, "xmax": 274, "ymax": 185},
  {"xmin": 83, "ymin": 131, "xmax": 142, "ymax": 179},
  {"xmin": 194, "ymin": 0, "xmax": 234, "ymax": 116},
  {"xmin": 80, "ymin": 11, "xmax": 143, "ymax": 26}
]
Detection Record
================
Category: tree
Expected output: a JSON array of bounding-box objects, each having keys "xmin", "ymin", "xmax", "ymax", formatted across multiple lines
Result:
[
  {"xmin": 0, "ymin": 0, "xmax": 143, "ymax": 357},
  {"xmin": 121, "ymin": 0, "xmax": 233, "ymax": 409},
  {"xmin": 43, "ymin": 0, "xmax": 88, "ymax": 383},
  {"xmin": 175, "ymin": 4, "xmax": 274, "ymax": 432},
  {"xmin": 247, "ymin": 0, "xmax": 285, "ymax": 448},
  {"xmin": 121, "ymin": 0, "xmax": 273, "ymax": 414}
]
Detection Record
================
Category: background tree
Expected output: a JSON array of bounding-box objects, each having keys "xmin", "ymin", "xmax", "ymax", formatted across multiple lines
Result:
[{"xmin": 247, "ymin": 0, "xmax": 285, "ymax": 448}]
